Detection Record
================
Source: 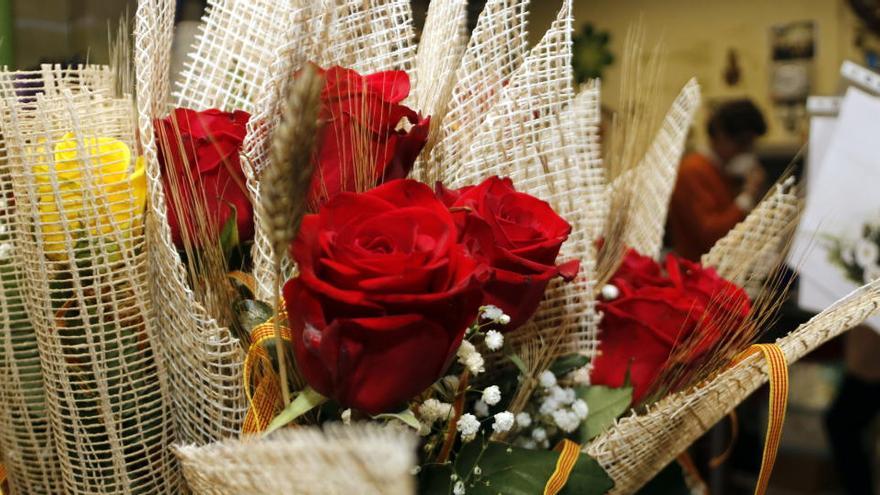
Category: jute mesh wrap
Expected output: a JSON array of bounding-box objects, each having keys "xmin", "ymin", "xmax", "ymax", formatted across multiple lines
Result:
[
  {"xmin": 135, "ymin": 0, "xmax": 255, "ymax": 446},
  {"xmin": 702, "ymin": 179, "xmax": 800, "ymax": 297},
  {"xmin": 435, "ymin": 1, "xmax": 606, "ymax": 364},
  {"xmin": 1, "ymin": 89, "xmax": 179, "ymax": 493},
  {"xmin": 176, "ymin": 424, "xmax": 417, "ymax": 495},
  {"xmin": 0, "ymin": 66, "xmax": 116, "ymax": 495},
  {"xmin": 427, "ymin": 0, "xmax": 530, "ymax": 177},
  {"xmin": 618, "ymin": 78, "xmax": 701, "ymax": 259},
  {"xmin": 587, "ymin": 279, "xmax": 880, "ymax": 494}
]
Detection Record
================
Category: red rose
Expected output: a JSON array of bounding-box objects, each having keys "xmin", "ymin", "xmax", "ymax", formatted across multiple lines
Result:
[
  {"xmin": 590, "ymin": 249, "xmax": 751, "ymax": 403},
  {"xmin": 437, "ymin": 177, "xmax": 579, "ymax": 330},
  {"xmin": 284, "ymin": 179, "xmax": 485, "ymax": 414},
  {"xmin": 155, "ymin": 108, "xmax": 253, "ymax": 248},
  {"xmin": 307, "ymin": 65, "xmax": 430, "ymax": 209}
]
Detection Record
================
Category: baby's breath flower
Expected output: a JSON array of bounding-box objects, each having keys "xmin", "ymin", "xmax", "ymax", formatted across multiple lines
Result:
[
  {"xmin": 485, "ymin": 330, "xmax": 504, "ymax": 351},
  {"xmin": 532, "ymin": 427, "xmax": 547, "ymax": 442},
  {"xmin": 457, "ymin": 341, "xmax": 485, "ymax": 375},
  {"xmin": 573, "ymin": 399, "xmax": 589, "ymax": 420},
  {"xmin": 419, "ymin": 399, "xmax": 453, "ymax": 423},
  {"xmin": 341, "ymin": 408, "xmax": 351, "ymax": 425},
  {"xmin": 538, "ymin": 370, "xmax": 557, "ymax": 389},
  {"xmin": 552, "ymin": 409, "xmax": 581, "ymax": 433},
  {"xmin": 474, "ymin": 399, "xmax": 490, "ymax": 418},
  {"xmin": 539, "ymin": 397, "xmax": 559, "ymax": 416},
  {"xmin": 481, "ymin": 305, "xmax": 505, "ymax": 322},
  {"xmin": 482, "ymin": 385, "xmax": 501, "ymax": 406},
  {"xmin": 515, "ymin": 412, "xmax": 532, "ymax": 429},
  {"xmin": 453, "ymin": 480, "xmax": 466, "ymax": 495},
  {"xmin": 492, "ymin": 411, "xmax": 515, "ymax": 433},
  {"xmin": 473, "ymin": 466, "xmax": 482, "ymax": 476},
  {"xmin": 457, "ymin": 413, "xmax": 480, "ymax": 442}
]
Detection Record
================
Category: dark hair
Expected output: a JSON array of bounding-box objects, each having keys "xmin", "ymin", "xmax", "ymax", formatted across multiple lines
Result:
[{"xmin": 707, "ymin": 99, "xmax": 767, "ymax": 144}]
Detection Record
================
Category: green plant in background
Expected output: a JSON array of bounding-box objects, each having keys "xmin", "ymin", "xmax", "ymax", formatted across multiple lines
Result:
[{"xmin": 572, "ymin": 24, "xmax": 614, "ymax": 83}]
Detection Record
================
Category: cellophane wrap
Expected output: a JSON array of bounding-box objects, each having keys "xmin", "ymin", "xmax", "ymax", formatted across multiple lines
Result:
[{"xmin": 1, "ymin": 87, "xmax": 179, "ymax": 493}]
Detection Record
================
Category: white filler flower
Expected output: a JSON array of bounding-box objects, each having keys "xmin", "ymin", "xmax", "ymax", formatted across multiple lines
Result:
[
  {"xmin": 457, "ymin": 413, "xmax": 480, "ymax": 442},
  {"xmin": 492, "ymin": 411, "xmax": 515, "ymax": 433},
  {"xmin": 482, "ymin": 385, "xmax": 502, "ymax": 406},
  {"xmin": 485, "ymin": 330, "xmax": 504, "ymax": 351}
]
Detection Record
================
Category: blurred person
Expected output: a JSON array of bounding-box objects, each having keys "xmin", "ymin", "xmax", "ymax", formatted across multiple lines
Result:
[
  {"xmin": 825, "ymin": 325, "xmax": 880, "ymax": 495},
  {"xmin": 668, "ymin": 99, "xmax": 768, "ymax": 260}
]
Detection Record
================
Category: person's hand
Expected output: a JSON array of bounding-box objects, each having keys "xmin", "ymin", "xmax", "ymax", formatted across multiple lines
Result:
[{"xmin": 742, "ymin": 165, "xmax": 766, "ymax": 198}]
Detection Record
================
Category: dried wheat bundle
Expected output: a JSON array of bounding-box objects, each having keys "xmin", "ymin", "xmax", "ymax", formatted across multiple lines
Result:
[
  {"xmin": 0, "ymin": 64, "xmax": 115, "ymax": 495},
  {"xmin": 587, "ymin": 278, "xmax": 880, "ymax": 494},
  {"xmin": 176, "ymin": 424, "xmax": 417, "ymax": 495},
  {"xmin": 1, "ymin": 88, "xmax": 179, "ymax": 494}
]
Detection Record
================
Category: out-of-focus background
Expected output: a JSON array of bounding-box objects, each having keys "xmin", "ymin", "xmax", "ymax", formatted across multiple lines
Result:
[{"xmin": 4, "ymin": 1, "xmax": 880, "ymax": 493}]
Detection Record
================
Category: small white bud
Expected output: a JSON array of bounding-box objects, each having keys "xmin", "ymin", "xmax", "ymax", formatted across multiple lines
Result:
[
  {"xmin": 515, "ymin": 412, "xmax": 532, "ymax": 429},
  {"xmin": 601, "ymin": 284, "xmax": 620, "ymax": 300},
  {"xmin": 484, "ymin": 330, "xmax": 504, "ymax": 351},
  {"xmin": 457, "ymin": 413, "xmax": 480, "ymax": 442},
  {"xmin": 532, "ymin": 427, "xmax": 547, "ymax": 442},
  {"xmin": 453, "ymin": 480, "xmax": 466, "ymax": 495},
  {"xmin": 492, "ymin": 411, "xmax": 515, "ymax": 433},
  {"xmin": 573, "ymin": 399, "xmax": 589, "ymax": 420},
  {"xmin": 474, "ymin": 399, "xmax": 490, "ymax": 418},
  {"xmin": 538, "ymin": 370, "xmax": 557, "ymax": 389},
  {"xmin": 341, "ymin": 409, "xmax": 351, "ymax": 425},
  {"xmin": 482, "ymin": 385, "xmax": 501, "ymax": 406}
]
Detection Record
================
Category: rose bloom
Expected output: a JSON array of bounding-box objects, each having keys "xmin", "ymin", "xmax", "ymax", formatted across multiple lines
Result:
[
  {"xmin": 437, "ymin": 177, "xmax": 579, "ymax": 330},
  {"xmin": 284, "ymin": 179, "xmax": 485, "ymax": 414},
  {"xmin": 590, "ymin": 249, "xmax": 751, "ymax": 403},
  {"xmin": 154, "ymin": 108, "xmax": 253, "ymax": 248},
  {"xmin": 306, "ymin": 65, "xmax": 430, "ymax": 208},
  {"xmin": 35, "ymin": 133, "xmax": 146, "ymax": 261}
]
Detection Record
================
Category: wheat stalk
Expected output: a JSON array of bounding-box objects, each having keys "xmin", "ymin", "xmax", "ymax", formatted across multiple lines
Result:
[{"xmin": 260, "ymin": 64, "xmax": 324, "ymax": 405}]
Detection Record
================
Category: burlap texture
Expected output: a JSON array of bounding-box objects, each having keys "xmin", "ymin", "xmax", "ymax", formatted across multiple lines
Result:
[
  {"xmin": 176, "ymin": 424, "xmax": 417, "ymax": 495},
  {"xmin": 0, "ymin": 65, "xmax": 114, "ymax": 495},
  {"xmin": 1, "ymin": 87, "xmax": 179, "ymax": 493}
]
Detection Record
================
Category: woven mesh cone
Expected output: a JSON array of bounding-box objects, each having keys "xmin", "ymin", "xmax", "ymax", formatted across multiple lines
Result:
[
  {"xmin": 435, "ymin": 1, "xmax": 605, "ymax": 365},
  {"xmin": 427, "ymin": 0, "xmax": 530, "ymax": 179},
  {"xmin": 0, "ymin": 65, "xmax": 114, "ymax": 495},
  {"xmin": 702, "ymin": 179, "xmax": 800, "ymax": 297},
  {"xmin": 1, "ymin": 89, "xmax": 179, "ymax": 494},
  {"xmin": 135, "ymin": 0, "xmax": 257, "ymax": 445},
  {"xmin": 587, "ymin": 279, "xmax": 880, "ymax": 494},
  {"xmin": 176, "ymin": 424, "xmax": 417, "ymax": 495},
  {"xmin": 617, "ymin": 78, "xmax": 701, "ymax": 259}
]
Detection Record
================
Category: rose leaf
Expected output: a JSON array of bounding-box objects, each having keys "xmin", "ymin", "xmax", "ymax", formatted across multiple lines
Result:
[
  {"xmin": 575, "ymin": 385, "xmax": 633, "ymax": 442},
  {"xmin": 264, "ymin": 386, "xmax": 328, "ymax": 435}
]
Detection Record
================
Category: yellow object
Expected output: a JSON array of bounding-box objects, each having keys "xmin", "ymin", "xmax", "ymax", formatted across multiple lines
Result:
[
  {"xmin": 733, "ymin": 343, "xmax": 789, "ymax": 495},
  {"xmin": 241, "ymin": 310, "xmax": 291, "ymax": 435},
  {"xmin": 544, "ymin": 439, "xmax": 582, "ymax": 495},
  {"xmin": 33, "ymin": 133, "xmax": 147, "ymax": 261}
]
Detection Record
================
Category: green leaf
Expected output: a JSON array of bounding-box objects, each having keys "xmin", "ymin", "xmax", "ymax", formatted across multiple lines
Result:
[
  {"xmin": 373, "ymin": 408, "xmax": 421, "ymax": 430},
  {"xmin": 576, "ymin": 385, "xmax": 632, "ymax": 442},
  {"xmin": 549, "ymin": 353, "xmax": 590, "ymax": 377},
  {"xmin": 234, "ymin": 299, "xmax": 274, "ymax": 334},
  {"xmin": 419, "ymin": 441, "xmax": 613, "ymax": 495},
  {"xmin": 506, "ymin": 352, "xmax": 529, "ymax": 376},
  {"xmin": 635, "ymin": 461, "xmax": 691, "ymax": 495},
  {"xmin": 264, "ymin": 387, "xmax": 327, "ymax": 435},
  {"xmin": 219, "ymin": 203, "xmax": 240, "ymax": 260}
]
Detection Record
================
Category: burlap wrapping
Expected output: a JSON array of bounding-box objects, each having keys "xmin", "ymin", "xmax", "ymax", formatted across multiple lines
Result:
[
  {"xmin": 175, "ymin": 424, "xmax": 417, "ymax": 495},
  {"xmin": 1, "ymin": 87, "xmax": 179, "ymax": 493},
  {"xmin": 0, "ymin": 65, "xmax": 113, "ymax": 495},
  {"xmin": 702, "ymin": 179, "xmax": 800, "ymax": 297}
]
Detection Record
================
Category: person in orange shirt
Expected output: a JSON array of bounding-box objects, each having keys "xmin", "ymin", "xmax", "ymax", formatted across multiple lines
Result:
[{"xmin": 668, "ymin": 99, "xmax": 768, "ymax": 260}]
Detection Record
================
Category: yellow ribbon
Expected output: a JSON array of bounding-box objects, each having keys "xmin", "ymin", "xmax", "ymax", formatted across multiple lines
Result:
[
  {"xmin": 241, "ymin": 310, "xmax": 292, "ymax": 435},
  {"xmin": 734, "ymin": 343, "xmax": 789, "ymax": 495},
  {"xmin": 544, "ymin": 439, "xmax": 582, "ymax": 495}
]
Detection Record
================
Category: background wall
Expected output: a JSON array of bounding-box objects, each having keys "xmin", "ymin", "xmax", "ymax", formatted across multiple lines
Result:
[{"xmin": 530, "ymin": 0, "xmax": 872, "ymax": 150}]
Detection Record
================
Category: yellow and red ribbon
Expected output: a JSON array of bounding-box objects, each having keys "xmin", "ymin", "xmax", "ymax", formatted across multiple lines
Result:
[
  {"xmin": 544, "ymin": 439, "xmax": 582, "ymax": 495},
  {"xmin": 241, "ymin": 310, "xmax": 291, "ymax": 435},
  {"xmin": 734, "ymin": 343, "xmax": 789, "ymax": 495}
]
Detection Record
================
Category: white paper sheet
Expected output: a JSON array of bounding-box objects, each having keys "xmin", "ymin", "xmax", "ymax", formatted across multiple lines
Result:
[{"xmin": 791, "ymin": 87, "xmax": 880, "ymax": 331}]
